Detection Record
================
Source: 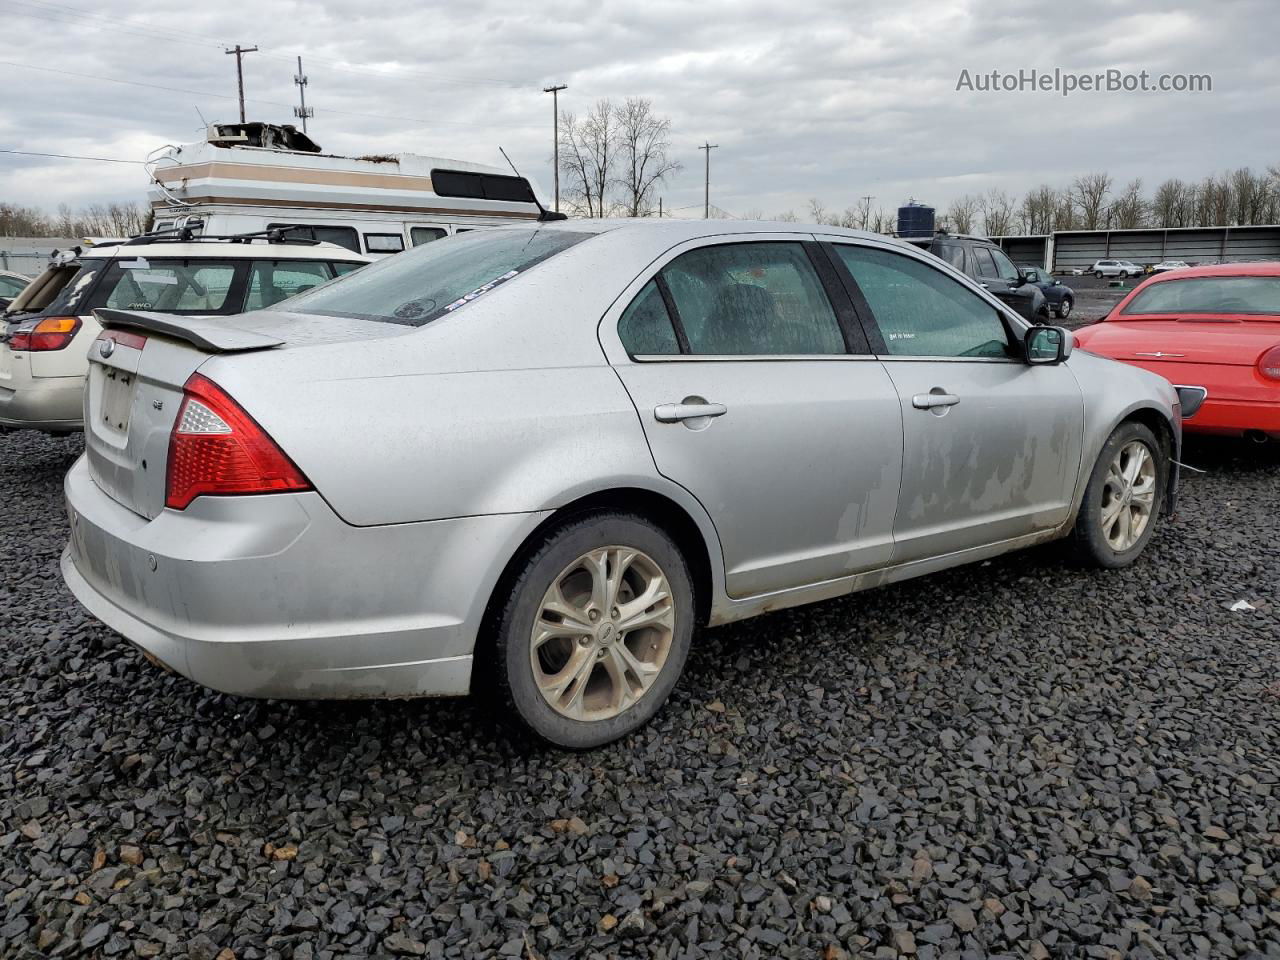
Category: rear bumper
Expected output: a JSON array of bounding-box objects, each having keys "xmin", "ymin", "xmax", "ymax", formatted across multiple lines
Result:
[
  {"xmin": 1183, "ymin": 396, "xmax": 1280, "ymax": 438},
  {"xmin": 0, "ymin": 375, "xmax": 84, "ymax": 431},
  {"xmin": 61, "ymin": 455, "xmax": 548, "ymax": 699}
]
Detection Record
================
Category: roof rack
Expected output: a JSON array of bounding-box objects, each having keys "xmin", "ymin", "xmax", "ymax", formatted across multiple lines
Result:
[{"xmin": 120, "ymin": 223, "xmax": 323, "ymax": 247}]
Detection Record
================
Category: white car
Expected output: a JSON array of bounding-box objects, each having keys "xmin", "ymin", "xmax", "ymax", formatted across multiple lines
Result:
[
  {"xmin": 1091, "ymin": 259, "xmax": 1142, "ymax": 279},
  {"xmin": 1, "ymin": 231, "xmax": 369, "ymax": 434},
  {"xmin": 1151, "ymin": 260, "xmax": 1190, "ymax": 273}
]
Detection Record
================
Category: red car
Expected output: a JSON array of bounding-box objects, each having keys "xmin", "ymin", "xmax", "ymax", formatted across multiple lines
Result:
[{"xmin": 1073, "ymin": 262, "xmax": 1280, "ymax": 440}]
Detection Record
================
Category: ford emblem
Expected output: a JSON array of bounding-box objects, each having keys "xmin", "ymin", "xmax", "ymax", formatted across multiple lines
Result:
[{"xmin": 98, "ymin": 339, "xmax": 115, "ymax": 358}]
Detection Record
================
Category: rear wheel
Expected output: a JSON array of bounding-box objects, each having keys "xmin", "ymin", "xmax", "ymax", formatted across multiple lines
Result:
[
  {"xmin": 1072, "ymin": 422, "xmax": 1167, "ymax": 568},
  {"xmin": 488, "ymin": 511, "xmax": 694, "ymax": 748}
]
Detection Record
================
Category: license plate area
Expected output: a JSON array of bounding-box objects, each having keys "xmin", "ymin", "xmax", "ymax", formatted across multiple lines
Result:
[{"xmin": 98, "ymin": 366, "xmax": 135, "ymax": 436}]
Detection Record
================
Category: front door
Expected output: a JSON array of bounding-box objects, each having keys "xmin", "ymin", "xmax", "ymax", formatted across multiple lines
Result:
[
  {"xmin": 825, "ymin": 239, "xmax": 1084, "ymax": 564},
  {"xmin": 602, "ymin": 236, "xmax": 904, "ymax": 598}
]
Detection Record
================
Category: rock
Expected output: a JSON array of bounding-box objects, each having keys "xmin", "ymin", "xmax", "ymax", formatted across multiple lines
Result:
[
  {"xmin": 892, "ymin": 929, "xmax": 916, "ymax": 955},
  {"xmin": 118, "ymin": 845, "xmax": 143, "ymax": 866},
  {"xmin": 948, "ymin": 904, "xmax": 978, "ymax": 932}
]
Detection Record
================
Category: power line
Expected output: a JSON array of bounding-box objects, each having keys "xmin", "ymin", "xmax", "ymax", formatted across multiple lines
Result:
[
  {"xmin": 0, "ymin": 59, "xmax": 543, "ymax": 133},
  {"xmin": 0, "ymin": 148, "xmax": 141, "ymax": 164},
  {"xmin": 5, "ymin": 0, "xmax": 535, "ymax": 89}
]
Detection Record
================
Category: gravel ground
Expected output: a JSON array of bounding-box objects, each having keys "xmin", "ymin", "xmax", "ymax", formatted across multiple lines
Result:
[{"xmin": 1, "ymin": 430, "xmax": 1277, "ymax": 959}]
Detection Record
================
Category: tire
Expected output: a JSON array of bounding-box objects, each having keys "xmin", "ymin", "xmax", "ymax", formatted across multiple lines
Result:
[
  {"xmin": 1057, "ymin": 297, "xmax": 1073, "ymax": 319},
  {"xmin": 1095, "ymin": 271, "xmax": 1104, "ymax": 279},
  {"xmin": 1071, "ymin": 421, "xmax": 1167, "ymax": 568},
  {"xmin": 487, "ymin": 510, "xmax": 695, "ymax": 749}
]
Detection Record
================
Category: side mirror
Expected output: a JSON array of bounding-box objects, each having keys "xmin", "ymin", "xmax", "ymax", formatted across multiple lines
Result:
[{"xmin": 1025, "ymin": 325, "xmax": 1072, "ymax": 365}]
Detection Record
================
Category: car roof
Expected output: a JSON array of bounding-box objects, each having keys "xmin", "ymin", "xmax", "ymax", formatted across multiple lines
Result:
[
  {"xmin": 507, "ymin": 217, "xmax": 908, "ymax": 247},
  {"xmin": 75, "ymin": 240, "xmax": 371, "ymax": 261}
]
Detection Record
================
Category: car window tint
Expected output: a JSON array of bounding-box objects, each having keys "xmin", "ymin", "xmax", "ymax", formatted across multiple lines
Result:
[
  {"xmin": 972, "ymin": 247, "xmax": 1000, "ymax": 278},
  {"xmin": 92, "ymin": 261, "xmax": 240, "ymax": 313},
  {"xmin": 244, "ymin": 261, "xmax": 334, "ymax": 311},
  {"xmin": 411, "ymin": 227, "xmax": 447, "ymax": 246},
  {"xmin": 618, "ymin": 279, "xmax": 680, "ymax": 355},
  {"xmin": 661, "ymin": 242, "xmax": 844, "ymax": 355},
  {"xmin": 834, "ymin": 245, "xmax": 1012, "ymax": 359},
  {"xmin": 989, "ymin": 248, "xmax": 1019, "ymax": 281}
]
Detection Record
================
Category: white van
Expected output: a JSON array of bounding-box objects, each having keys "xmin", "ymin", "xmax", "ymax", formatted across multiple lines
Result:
[{"xmin": 147, "ymin": 123, "xmax": 548, "ymax": 257}]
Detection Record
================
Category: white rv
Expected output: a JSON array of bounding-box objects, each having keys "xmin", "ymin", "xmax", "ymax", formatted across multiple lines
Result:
[{"xmin": 146, "ymin": 123, "xmax": 546, "ymax": 257}]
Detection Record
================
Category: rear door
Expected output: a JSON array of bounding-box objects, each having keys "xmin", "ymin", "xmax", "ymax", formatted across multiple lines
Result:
[
  {"xmin": 823, "ymin": 239, "xmax": 1084, "ymax": 564},
  {"xmin": 600, "ymin": 235, "xmax": 903, "ymax": 598},
  {"xmin": 975, "ymin": 245, "xmax": 1038, "ymax": 320}
]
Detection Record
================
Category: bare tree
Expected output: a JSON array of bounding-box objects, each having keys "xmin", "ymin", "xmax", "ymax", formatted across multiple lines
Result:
[
  {"xmin": 806, "ymin": 198, "xmax": 834, "ymax": 225},
  {"xmin": 1152, "ymin": 179, "xmax": 1189, "ymax": 227},
  {"xmin": 1020, "ymin": 185, "xmax": 1058, "ymax": 235},
  {"xmin": 557, "ymin": 100, "xmax": 618, "ymax": 218},
  {"xmin": 614, "ymin": 98, "xmax": 681, "ymax": 217},
  {"xmin": 868, "ymin": 208, "xmax": 895, "ymax": 234},
  {"xmin": 772, "ymin": 210, "xmax": 800, "ymax": 222},
  {"xmin": 1108, "ymin": 178, "xmax": 1146, "ymax": 229},
  {"xmin": 1071, "ymin": 172, "xmax": 1113, "ymax": 230},
  {"xmin": 945, "ymin": 194, "xmax": 979, "ymax": 234},
  {"xmin": 979, "ymin": 188, "xmax": 1017, "ymax": 237}
]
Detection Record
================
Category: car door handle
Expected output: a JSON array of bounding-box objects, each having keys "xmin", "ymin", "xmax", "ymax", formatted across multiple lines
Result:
[
  {"xmin": 912, "ymin": 393, "xmax": 960, "ymax": 410},
  {"xmin": 654, "ymin": 401, "xmax": 727, "ymax": 422},
  {"xmin": 979, "ymin": 282, "xmax": 990, "ymax": 289}
]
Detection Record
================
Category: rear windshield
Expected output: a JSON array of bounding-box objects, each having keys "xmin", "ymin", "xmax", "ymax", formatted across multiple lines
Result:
[
  {"xmin": 4, "ymin": 262, "xmax": 102, "ymax": 320},
  {"xmin": 268, "ymin": 227, "xmax": 595, "ymax": 326},
  {"xmin": 1122, "ymin": 276, "xmax": 1280, "ymax": 317}
]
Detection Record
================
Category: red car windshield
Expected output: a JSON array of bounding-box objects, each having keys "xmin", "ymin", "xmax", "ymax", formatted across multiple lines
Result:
[{"xmin": 1121, "ymin": 275, "xmax": 1280, "ymax": 317}]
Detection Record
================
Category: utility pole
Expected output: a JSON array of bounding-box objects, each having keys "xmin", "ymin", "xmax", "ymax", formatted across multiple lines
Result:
[
  {"xmin": 699, "ymin": 142, "xmax": 718, "ymax": 219},
  {"xmin": 542, "ymin": 84, "xmax": 567, "ymax": 212},
  {"xmin": 293, "ymin": 56, "xmax": 314, "ymax": 133},
  {"xmin": 225, "ymin": 44, "xmax": 258, "ymax": 124},
  {"xmin": 658, "ymin": 197, "xmax": 663, "ymax": 219}
]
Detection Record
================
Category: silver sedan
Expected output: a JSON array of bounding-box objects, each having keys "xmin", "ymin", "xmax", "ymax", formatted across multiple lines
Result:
[{"xmin": 61, "ymin": 220, "xmax": 1181, "ymax": 748}]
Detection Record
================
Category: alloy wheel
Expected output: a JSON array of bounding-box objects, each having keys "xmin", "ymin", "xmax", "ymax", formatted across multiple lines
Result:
[
  {"xmin": 1100, "ymin": 440, "xmax": 1157, "ymax": 551},
  {"xmin": 530, "ymin": 546, "xmax": 675, "ymax": 721}
]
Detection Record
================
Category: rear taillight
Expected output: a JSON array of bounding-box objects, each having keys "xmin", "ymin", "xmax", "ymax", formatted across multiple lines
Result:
[
  {"xmin": 165, "ymin": 374, "xmax": 311, "ymax": 510},
  {"xmin": 9, "ymin": 316, "xmax": 81, "ymax": 351},
  {"xmin": 99, "ymin": 329, "xmax": 148, "ymax": 351},
  {"xmin": 1259, "ymin": 345, "xmax": 1280, "ymax": 381}
]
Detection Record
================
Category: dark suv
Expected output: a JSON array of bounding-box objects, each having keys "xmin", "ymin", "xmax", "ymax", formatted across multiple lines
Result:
[{"xmin": 904, "ymin": 232, "xmax": 1045, "ymax": 322}]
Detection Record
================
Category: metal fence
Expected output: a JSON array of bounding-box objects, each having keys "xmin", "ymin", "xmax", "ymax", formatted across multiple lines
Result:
[
  {"xmin": 0, "ymin": 238, "xmax": 81, "ymax": 277},
  {"xmin": 991, "ymin": 224, "xmax": 1280, "ymax": 273}
]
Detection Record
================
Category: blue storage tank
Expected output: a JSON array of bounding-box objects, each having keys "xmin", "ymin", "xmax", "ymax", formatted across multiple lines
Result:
[{"xmin": 897, "ymin": 202, "xmax": 935, "ymax": 238}]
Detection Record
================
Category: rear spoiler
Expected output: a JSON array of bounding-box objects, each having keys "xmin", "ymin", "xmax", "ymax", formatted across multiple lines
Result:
[{"xmin": 94, "ymin": 309, "xmax": 284, "ymax": 353}]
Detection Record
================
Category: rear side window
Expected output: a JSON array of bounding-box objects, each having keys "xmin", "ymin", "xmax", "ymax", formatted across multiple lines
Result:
[
  {"xmin": 364, "ymin": 233, "xmax": 405, "ymax": 254},
  {"xmin": 618, "ymin": 280, "xmax": 680, "ymax": 355},
  {"xmin": 0, "ymin": 275, "xmax": 27, "ymax": 297},
  {"xmin": 660, "ymin": 242, "xmax": 844, "ymax": 355},
  {"xmin": 89, "ymin": 260, "xmax": 241, "ymax": 314},
  {"xmin": 1122, "ymin": 275, "xmax": 1280, "ymax": 315},
  {"xmin": 267, "ymin": 223, "xmax": 360, "ymax": 253},
  {"xmin": 834, "ymin": 245, "xmax": 1011, "ymax": 359},
  {"xmin": 270, "ymin": 227, "xmax": 595, "ymax": 326},
  {"xmin": 244, "ymin": 260, "xmax": 335, "ymax": 311},
  {"xmin": 411, "ymin": 227, "xmax": 447, "ymax": 246},
  {"xmin": 933, "ymin": 243, "xmax": 966, "ymax": 272},
  {"xmin": 972, "ymin": 247, "xmax": 1000, "ymax": 278}
]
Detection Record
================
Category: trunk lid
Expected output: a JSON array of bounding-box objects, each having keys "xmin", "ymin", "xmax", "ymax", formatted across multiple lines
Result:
[
  {"xmin": 85, "ymin": 308, "xmax": 408, "ymax": 518},
  {"xmin": 1075, "ymin": 319, "xmax": 1280, "ymax": 366}
]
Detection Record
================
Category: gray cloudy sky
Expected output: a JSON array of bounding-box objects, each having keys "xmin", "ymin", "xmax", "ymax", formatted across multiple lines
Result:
[{"xmin": 1, "ymin": 0, "xmax": 1277, "ymax": 221}]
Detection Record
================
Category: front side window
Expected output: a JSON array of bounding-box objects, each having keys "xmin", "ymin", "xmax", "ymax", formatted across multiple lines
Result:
[
  {"xmin": 270, "ymin": 227, "xmax": 595, "ymax": 326},
  {"xmin": 989, "ymin": 247, "xmax": 1020, "ymax": 282},
  {"xmin": 834, "ymin": 245, "xmax": 1012, "ymax": 359},
  {"xmin": 660, "ymin": 242, "xmax": 844, "ymax": 355},
  {"xmin": 617, "ymin": 280, "xmax": 680, "ymax": 355},
  {"xmin": 972, "ymin": 247, "xmax": 1000, "ymax": 279},
  {"xmin": 1122, "ymin": 275, "xmax": 1280, "ymax": 316},
  {"xmin": 244, "ymin": 260, "xmax": 335, "ymax": 311},
  {"xmin": 89, "ymin": 260, "xmax": 240, "ymax": 314}
]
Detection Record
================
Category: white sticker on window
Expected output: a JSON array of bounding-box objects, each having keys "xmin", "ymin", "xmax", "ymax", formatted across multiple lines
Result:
[
  {"xmin": 119, "ymin": 258, "xmax": 150, "ymax": 270},
  {"xmin": 130, "ymin": 271, "xmax": 178, "ymax": 285}
]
